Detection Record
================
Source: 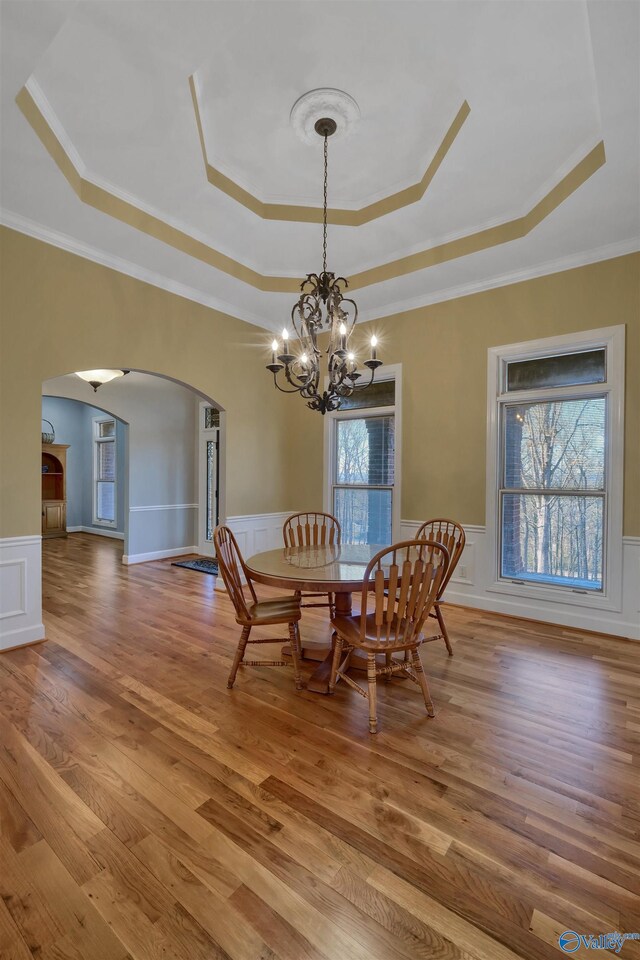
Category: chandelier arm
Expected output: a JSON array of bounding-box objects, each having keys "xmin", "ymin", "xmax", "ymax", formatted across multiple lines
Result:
[
  {"xmin": 351, "ymin": 366, "xmax": 377, "ymax": 391},
  {"xmin": 273, "ymin": 373, "xmax": 318, "ymax": 396}
]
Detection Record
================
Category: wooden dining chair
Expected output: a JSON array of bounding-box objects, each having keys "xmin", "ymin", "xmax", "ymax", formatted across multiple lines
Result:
[
  {"xmin": 282, "ymin": 511, "xmax": 342, "ymax": 617},
  {"xmin": 213, "ymin": 525, "xmax": 303, "ymax": 691},
  {"xmin": 329, "ymin": 539, "xmax": 450, "ymax": 734},
  {"xmin": 416, "ymin": 519, "xmax": 465, "ymax": 656}
]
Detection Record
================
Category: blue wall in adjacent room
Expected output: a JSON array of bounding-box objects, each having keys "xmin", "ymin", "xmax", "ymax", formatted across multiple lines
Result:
[{"xmin": 41, "ymin": 396, "xmax": 126, "ymax": 534}]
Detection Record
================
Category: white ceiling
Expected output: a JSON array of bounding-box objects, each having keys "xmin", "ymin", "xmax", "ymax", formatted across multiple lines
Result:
[{"xmin": 1, "ymin": 1, "xmax": 638, "ymax": 332}]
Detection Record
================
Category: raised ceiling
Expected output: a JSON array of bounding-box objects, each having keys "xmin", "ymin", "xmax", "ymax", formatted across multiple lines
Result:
[{"xmin": 1, "ymin": 1, "xmax": 638, "ymax": 333}]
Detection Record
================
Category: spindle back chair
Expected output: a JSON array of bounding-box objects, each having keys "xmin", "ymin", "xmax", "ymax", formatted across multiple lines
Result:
[
  {"xmin": 329, "ymin": 539, "xmax": 450, "ymax": 733},
  {"xmin": 416, "ymin": 518, "xmax": 465, "ymax": 655},
  {"xmin": 214, "ymin": 525, "xmax": 303, "ymax": 691},
  {"xmin": 282, "ymin": 511, "xmax": 342, "ymax": 617}
]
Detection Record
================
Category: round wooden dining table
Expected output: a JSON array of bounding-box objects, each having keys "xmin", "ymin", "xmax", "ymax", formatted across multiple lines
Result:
[{"xmin": 245, "ymin": 543, "xmax": 389, "ymax": 693}]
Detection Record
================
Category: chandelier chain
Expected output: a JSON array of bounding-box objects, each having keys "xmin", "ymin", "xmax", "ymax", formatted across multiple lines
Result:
[{"xmin": 322, "ymin": 133, "xmax": 328, "ymax": 275}]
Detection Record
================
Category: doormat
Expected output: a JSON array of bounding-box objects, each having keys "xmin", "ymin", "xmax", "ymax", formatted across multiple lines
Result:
[{"xmin": 172, "ymin": 557, "xmax": 218, "ymax": 575}]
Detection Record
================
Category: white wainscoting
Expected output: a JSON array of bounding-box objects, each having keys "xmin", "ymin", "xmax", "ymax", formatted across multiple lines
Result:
[
  {"xmin": 401, "ymin": 521, "xmax": 640, "ymax": 641},
  {"xmin": 217, "ymin": 512, "xmax": 293, "ymax": 590},
  {"xmin": 0, "ymin": 536, "xmax": 45, "ymax": 651},
  {"xmin": 225, "ymin": 512, "xmax": 292, "ymax": 557}
]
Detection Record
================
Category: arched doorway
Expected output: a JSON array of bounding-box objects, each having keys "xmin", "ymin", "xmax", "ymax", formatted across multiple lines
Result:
[{"xmin": 41, "ymin": 370, "xmax": 225, "ymax": 564}]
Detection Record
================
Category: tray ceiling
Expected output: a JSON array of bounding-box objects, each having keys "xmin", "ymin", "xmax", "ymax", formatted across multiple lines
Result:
[{"xmin": 1, "ymin": 0, "xmax": 638, "ymax": 332}]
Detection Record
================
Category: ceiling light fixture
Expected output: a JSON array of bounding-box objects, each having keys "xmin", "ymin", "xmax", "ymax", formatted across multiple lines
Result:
[
  {"xmin": 75, "ymin": 369, "xmax": 130, "ymax": 392},
  {"xmin": 266, "ymin": 116, "xmax": 382, "ymax": 414}
]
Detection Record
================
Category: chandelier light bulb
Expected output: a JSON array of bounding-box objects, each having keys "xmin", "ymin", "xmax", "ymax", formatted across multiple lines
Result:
[
  {"xmin": 300, "ymin": 353, "xmax": 308, "ymax": 365},
  {"xmin": 370, "ymin": 335, "xmax": 378, "ymax": 347},
  {"xmin": 348, "ymin": 352, "xmax": 355, "ymax": 362},
  {"xmin": 282, "ymin": 328, "xmax": 289, "ymax": 341},
  {"xmin": 271, "ymin": 339, "xmax": 278, "ymax": 352},
  {"xmin": 339, "ymin": 322, "xmax": 347, "ymax": 336}
]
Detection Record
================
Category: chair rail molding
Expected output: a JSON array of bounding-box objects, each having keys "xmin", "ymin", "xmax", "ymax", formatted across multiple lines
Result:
[
  {"xmin": 0, "ymin": 535, "xmax": 45, "ymax": 651},
  {"xmin": 400, "ymin": 521, "xmax": 639, "ymax": 641}
]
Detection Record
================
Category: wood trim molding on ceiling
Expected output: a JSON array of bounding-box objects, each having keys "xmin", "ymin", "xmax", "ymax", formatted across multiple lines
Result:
[
  {"xmin": 189, "ymin": 74, "xmax": 471, "ymax": 225},
  {"xmin": 16, "ymin": 82, "xmax": 606, "ymax": 294}
]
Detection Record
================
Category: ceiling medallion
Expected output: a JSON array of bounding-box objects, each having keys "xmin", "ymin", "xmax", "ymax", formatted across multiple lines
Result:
[
  {"xmin": 266, "ymin": 105, "xmax": 382, "ymax": 415},
  {"xmin": 289, "ymin": 88, "xmax": 360, "ymax": 144}
]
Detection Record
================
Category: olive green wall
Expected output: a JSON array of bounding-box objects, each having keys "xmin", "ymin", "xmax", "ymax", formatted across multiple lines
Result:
[
  {"xmin": 286, "ymin": 253, "xmax": 640, "ymax": 536},
  {"xmin": 1, "ymin": 229, "xmax": 638, "ymax": 541},
  {"xmin": 0, "ymin": 227, "xmax": 295, "ymax": 538}
]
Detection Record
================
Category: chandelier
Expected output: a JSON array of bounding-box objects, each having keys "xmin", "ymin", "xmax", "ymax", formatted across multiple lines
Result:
[{"xmin": 266, "ymin": 117, "xmax": 382, "ymax": 414}]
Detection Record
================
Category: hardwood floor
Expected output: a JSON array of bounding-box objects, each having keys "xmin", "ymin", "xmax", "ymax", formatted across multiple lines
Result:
[{"xmin": 1, "ymin": 532, "xmax": 639, "ymax": 960}]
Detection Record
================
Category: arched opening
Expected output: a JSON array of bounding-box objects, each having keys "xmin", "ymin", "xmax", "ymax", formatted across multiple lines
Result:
[{"xmin": 41, "ymin": 369, "xmax": 226, "ymax": 569}]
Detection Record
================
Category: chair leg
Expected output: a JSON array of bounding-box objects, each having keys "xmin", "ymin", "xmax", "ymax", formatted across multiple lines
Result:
[
  {"xmin": 328, "ymin": 635, "xmax": 343, "ymax": 694},
  {"xmin": 288, "ymin": 621, "xmax": 303, "ymax": 691},
  {"xmin": 384, "ymin": 651, "xmax": 392, "ymax": 681},
  {"xmin": 411, "ymin": 646, "xmax": 435, "ymax": 717},
  {"xmin": 228, "ymin": 624, "xmax": 251, "ymax": 689},
  {"xmin": 435, "ymin": 602, "xmax": 453, "ymax": 656},
  {"xmin": 367, "ymin": 653, "xmax": 378, "ymax": 734}
]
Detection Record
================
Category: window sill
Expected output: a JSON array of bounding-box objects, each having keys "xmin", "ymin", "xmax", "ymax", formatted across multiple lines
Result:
[{"xmin": 486, "ymin": 577, "xmax": 622, "ymax": 613}]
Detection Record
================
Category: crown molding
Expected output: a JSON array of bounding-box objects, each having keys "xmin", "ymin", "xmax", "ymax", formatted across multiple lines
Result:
[
  {"xmin": 3, "ymin": 211, "xmax": 636, "ymax": 334},
  {"xmin": 360, "ymin": 238, "xmax": 640, "ymax": 321},
  {"xmin": 0, "ymin": 209, "xmax": 266, "ymax": 328}
]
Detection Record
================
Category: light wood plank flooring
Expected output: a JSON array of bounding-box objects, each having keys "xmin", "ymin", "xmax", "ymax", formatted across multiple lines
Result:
[{"xmin": 1, "ymin": 532, "xmax": 639, "ymax": 960}]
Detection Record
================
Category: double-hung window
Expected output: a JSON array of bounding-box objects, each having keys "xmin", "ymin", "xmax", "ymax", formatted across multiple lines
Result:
[
  {"xmin": 93, "ymin": 417, "xmax": 117, "ymax": 526},
  {"xmin": 487, "ymin": 326, "xmax": 624, "ymax": 610},
  {"xmin": 325, "ymin": 368, "xmax": 401, "ymax": 545}
]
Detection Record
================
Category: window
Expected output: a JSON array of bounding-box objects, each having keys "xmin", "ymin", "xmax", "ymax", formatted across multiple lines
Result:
[
  {"xmin": 325, "ymin": 368, "xmax": 401, "ymax": 546},
  {"xmin": 93, "ymin": 418, "xmax": 117, "ymax": 525},
  {"xmin": 487, "ymin": 327, "xmax": 624, "ymax": 610}
]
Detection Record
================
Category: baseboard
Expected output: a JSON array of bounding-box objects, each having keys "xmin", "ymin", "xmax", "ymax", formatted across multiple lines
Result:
[
  {"xmin": 122, "ymin": 545, "xmax": 198, "ymax": 565},
  {"xmin": 0, "ymin": 621, "xmax": 46, "ymax": 652},
  {"xmin": 68, "ymin": 526, "xmax": 125, "ymax": 540},
  {"xmin": 444, "ymin": 587, "xmax": 640, "ymax": 642},
  {"xmin": 399, "ymin": 520, "xmax": 640, "ymax": 641}
]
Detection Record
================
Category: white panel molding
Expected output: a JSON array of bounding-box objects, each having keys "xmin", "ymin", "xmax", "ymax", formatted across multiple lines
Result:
[
  {"xmin": 67, "ymin": 526, "xmax": 125, "ymax": 540},
  {"xmin": 0, "ymin": 536, "xmax": 45, "ymax": 651},
  {"xmin": 122, "ymin": 546, "xmax": 198, "ymax": 565},
  {"xmin": 129, "ymin": 504, "xmax": 198, "ymax": 512},
  {"xmin": 0, "ymin": 559, "xmax": 26, "ymax": 618},
  {"xmin": 217, "ymin": 512, "xmax": 294, "ymax": 591},
  {"xmin": 400, "ymin": 521, "xmax": 639, "ymax": 641},
  {"xmin": 225, "ymin": 512, "xmax": 292, "ymax": 556}
]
